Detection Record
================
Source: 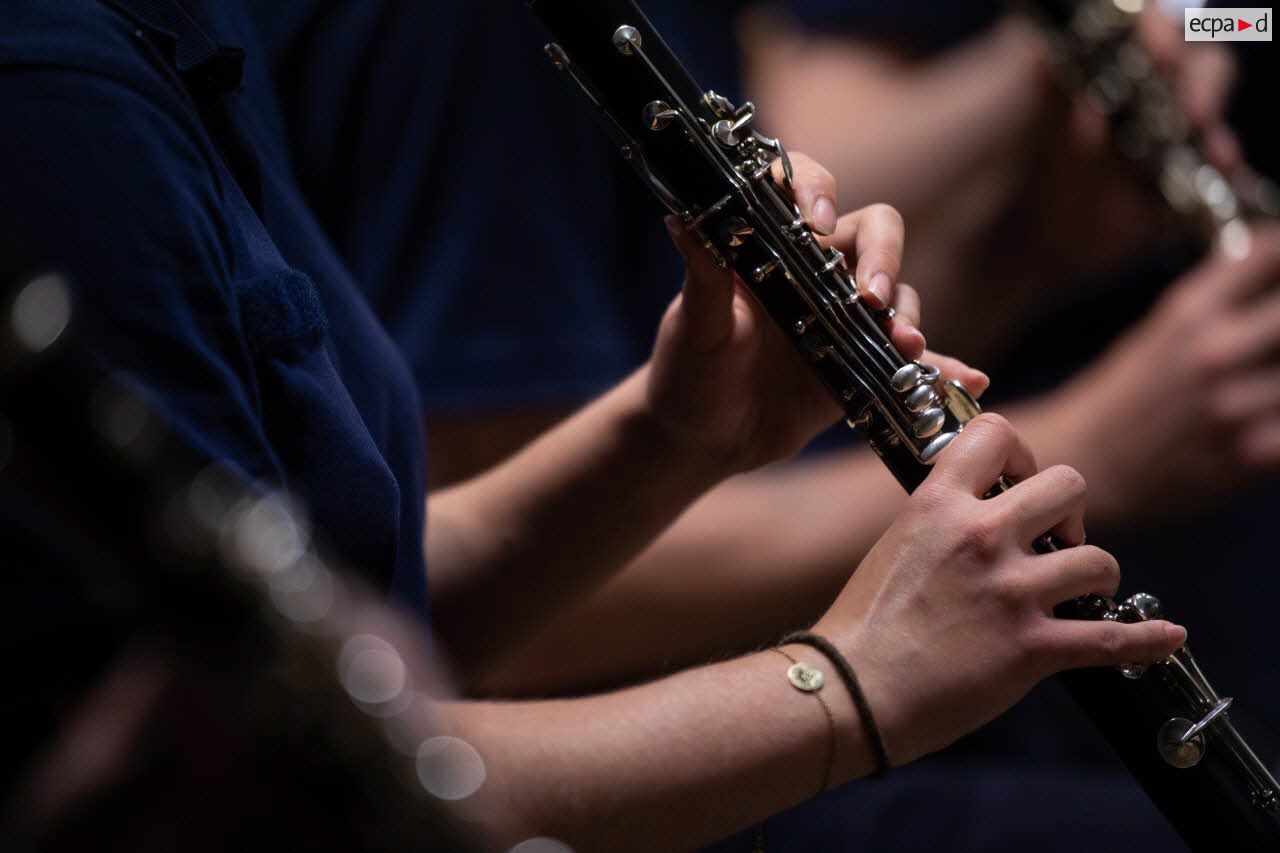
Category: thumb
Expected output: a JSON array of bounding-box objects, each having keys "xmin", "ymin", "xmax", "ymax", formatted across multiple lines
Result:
[{"xmin": 666, "ymin": 215, "xmax": 736, "ymax": 346}]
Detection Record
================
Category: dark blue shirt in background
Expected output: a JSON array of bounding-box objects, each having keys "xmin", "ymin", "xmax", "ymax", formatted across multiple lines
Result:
[{"xmin": 255, "ymin": 0, "xmax": 745, "ymax": 414}]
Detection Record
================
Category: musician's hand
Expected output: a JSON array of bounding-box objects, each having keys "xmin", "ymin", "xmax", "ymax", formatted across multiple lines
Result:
[
  {"xmin": 647, "ymin": 155, "xmax": 987, "ymax": 473},
  {"xmin": 1059, "ymin": 6, "xmax": 1240, "ymax": 178},
  {"xmin": 1019, "ymin": 226, "xmax": 1280, "ymax": 526},
  {"xmin": 813, "ymin": 414, "xmax": 1186, "ymax": 767},
  {"xmin": 1011, "ymin": 8, "xmax": 1241, "ymax": 294}
]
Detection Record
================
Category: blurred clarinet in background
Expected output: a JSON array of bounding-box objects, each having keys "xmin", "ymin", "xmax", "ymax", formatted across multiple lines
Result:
[
  {"xmin": 1022, "ymin": 0, "xmax": 1279, "ymax": 254},
  {"xmin": 0, "ymin": 275, "xmax": 485, "ymax": 853}
]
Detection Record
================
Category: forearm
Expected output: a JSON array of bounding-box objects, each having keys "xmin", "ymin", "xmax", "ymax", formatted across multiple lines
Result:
[
  {"xmin": 745, "ymin": 13, "xmax": 1048, "ymax": 224},
  {"xmin": 426, "ymin": 365, "xmax": 728, "ymax": 668},
  {"xmin": 472, "ymin": 448, "xmax": 906, "ymax": 694},
  {"xmin": 744, "ymin": 14, "xmax": 1063, "ymax": 359},
  {"xmin": 439, "ymin": 644, "xmax": 871, "ymax": 851},
  {"xmin": 1003, "ymin": 379, "xmax": 1141, "ymax": 534}
]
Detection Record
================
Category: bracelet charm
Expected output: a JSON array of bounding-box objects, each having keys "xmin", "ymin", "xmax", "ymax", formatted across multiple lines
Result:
[{"xmin": 786, "ymin": 661, "xmax": 824, "ymax": 693}]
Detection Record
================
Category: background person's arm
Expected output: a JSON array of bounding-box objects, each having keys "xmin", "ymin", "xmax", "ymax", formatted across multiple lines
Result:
[
  {"xmin": 469, "ymin": 449, "xmax": 903, "ymax": 694},
  {"xmin": 740, "ymin": 6, "xmax": 1240, "ymax": 363}
]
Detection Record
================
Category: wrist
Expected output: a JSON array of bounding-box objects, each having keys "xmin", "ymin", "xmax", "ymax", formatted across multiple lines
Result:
[
  {"xmin": 762, "ymin": 642, "xmax": 876, "ymax": 790},
  {"xmin": 628, "ymin": 361, "xmax": 742, "ymax": 482},
  {"xmin": 777, "ymin": 627, "xmax": 888, "ymax": 784}
]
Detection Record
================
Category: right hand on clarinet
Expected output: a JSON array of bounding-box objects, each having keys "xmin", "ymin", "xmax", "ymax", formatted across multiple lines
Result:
[{"xmin": 813, "ymin": 414, "xmax": 1186, "ymax": 767}]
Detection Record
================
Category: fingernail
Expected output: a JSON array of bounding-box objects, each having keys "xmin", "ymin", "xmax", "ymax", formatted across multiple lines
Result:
[
  {"xmin": 868, "ymin": 272, "xmax": 892, "ymax": 306},
  {"xmin": 812, "ymin": 196, "xmax": 837, "ymax": 236},
  {"xmin": 664, "ymin": 214, "xmax": 682, "ymax": 237},
  {"xmin": 1165, "ymin": 624, "xmax": 1188, "ymax": 645}
]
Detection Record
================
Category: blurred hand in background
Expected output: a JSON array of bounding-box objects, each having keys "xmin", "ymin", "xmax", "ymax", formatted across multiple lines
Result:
[
  {"xmin": 740, "ymin": 3, "xmax": 1240, "ymax": 362},
  {"xmin": 1014, "ymin": 225, "xmax": 1280, "ymax": 528}
]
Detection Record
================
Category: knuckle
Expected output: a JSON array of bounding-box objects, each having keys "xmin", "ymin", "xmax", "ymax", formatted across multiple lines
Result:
[
  {"xmin": 1018, "ymin": 621, "xmax": 1057, "ymax": 660},
  {"xmin": 867, "ymin": 202, "xmax": 904, "ymax": 230},
  {"xmin": 990, "ymin": 570, "xmax": 1034, "ymax": 611},
  {"xmin": 1187, "ymin": 328, "xmax": 1236, "ymax": 377},
  {"xmin": 956, "ymin": 512, "xmax": 1006, "ymax": 563},
  {"xmin": 1094, "ymin": 624, "xmax": 1127, "ymax": 662},
  {"xmin": 1044, "ymin": 465, "xmax": 1088, "ymax": 501},
  {"xmin": 794, "ymin": 153, "xmax": 833, "ymax": 185},
  {"xmin": 911, "ymin": 481, "xmax": 950, "ymax": 513},
  {"xmin": 787, "ymin": 150, "xmax": 813, "ymax": 169},
  {"xmin": 1081, "ymin": 545, "xmax": 1121, "ymax": 589},
  {"xmin": 1206, "ymin": 383, "xmax": 1243, "ymax": 425},
  {"xmin": 1093, "ymin": 545, "xmax": 1122, "ymax": 579},
  {"xmin": 970, "ymin": 413, "xmax": 1015, "ymax": 446}
]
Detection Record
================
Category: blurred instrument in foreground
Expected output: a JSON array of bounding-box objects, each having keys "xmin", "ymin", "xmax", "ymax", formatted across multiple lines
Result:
[
  {"xmin": 528, "ymin": 1, "xmax": 1280, "ymax": 849},
  {"xmin": 0, "ymin": 274, "xmax": 485, "ymax": 853},
  {"xmin": 1023, "ymin": 0, "xmax": 1278, "ymax": 255}
]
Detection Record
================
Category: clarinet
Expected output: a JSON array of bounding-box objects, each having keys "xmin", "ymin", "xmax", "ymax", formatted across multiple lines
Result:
[
  {"xmin": 1022, "ymin": 0, "xmax": 1279, "ymax": 253},
  {"xmin": 526, "ymin": 2, "xmax": 1280, "ymax": 849}
]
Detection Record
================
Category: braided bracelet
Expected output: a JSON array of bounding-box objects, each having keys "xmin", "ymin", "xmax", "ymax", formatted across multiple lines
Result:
[{"xmin": 780, "ymin": 630, "xmax": 891, "ymax": 778}]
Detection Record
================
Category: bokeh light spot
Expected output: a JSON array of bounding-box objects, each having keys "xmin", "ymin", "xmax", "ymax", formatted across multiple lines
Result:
[{"xmin": 416, "ymin": 735, "xmax": 486, "ymax": 801}]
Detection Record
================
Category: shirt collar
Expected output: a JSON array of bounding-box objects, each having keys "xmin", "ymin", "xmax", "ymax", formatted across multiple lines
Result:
[{"xmin": 99, "ymin": 0, "xmax": 244, "ymax": 98}]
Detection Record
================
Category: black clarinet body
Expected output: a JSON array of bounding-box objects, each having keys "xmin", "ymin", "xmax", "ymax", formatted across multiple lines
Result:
[
  {"xmin": 0, "ymin": 275, "xmax": 484, "ymax": 852},
  {"xmin": 528, "ymin": 1, "xmax": 1280, "ymax": 848}
]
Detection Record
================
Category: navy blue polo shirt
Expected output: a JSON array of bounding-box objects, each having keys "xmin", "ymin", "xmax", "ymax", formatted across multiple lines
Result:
[
  {"xmin": 1, "ymin": 0, "xmax": 429, "ymax": 774},
  {"xmin": 0, "ymin": 0, "xmax": 428, "ymax": 609}
]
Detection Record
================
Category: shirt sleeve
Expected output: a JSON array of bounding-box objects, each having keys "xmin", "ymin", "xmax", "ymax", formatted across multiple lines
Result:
[
  {"xmin": 0, "ymin": 59, "xmax": 281, "ymax": 484},
  {"xmin": 0, "ymin": 8, "xmax": 295, "ymax": 782}
]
